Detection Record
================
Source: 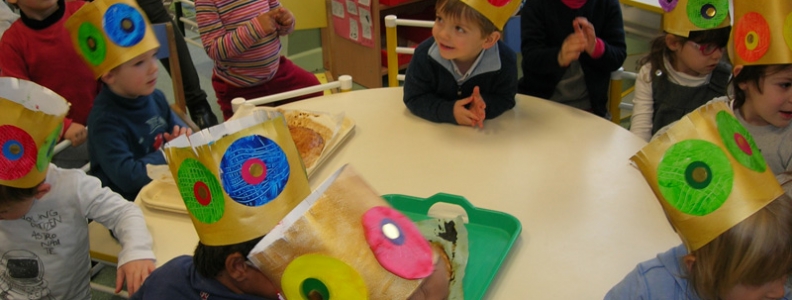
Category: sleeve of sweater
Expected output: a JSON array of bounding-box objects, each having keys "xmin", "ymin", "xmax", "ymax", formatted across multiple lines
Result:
[
  {"xmin": 196, "ymin": 0, "xmax": 274, "ymax": 61},
  {"xmin": 0, "ymin": 29, "xmax": 30, "ymax": 80},
  {"xmin": 481, "ymin": 44, "xmax": 517, "ymax": 119},
  {"xmin": 75, "ymin": 170, "xmax": 155, "ymax": 266},
  {"xmin": 629, "ymin": 63, "xmax": 655, "ymax": 142},
  {"xmin": 578, "ymin": 0, "xmax": 626, "ymax": 72},
  {"xmin": 519, "ymin": 0, "xmax": 566, "ymax": 80},
  {"xmin": 403, "ymin": 39, "xmax": 458, "ymax": 124}
]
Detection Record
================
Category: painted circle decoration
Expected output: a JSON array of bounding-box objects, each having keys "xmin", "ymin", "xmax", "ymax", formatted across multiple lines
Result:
[
  {"xmin": 784, "ymin": 13, "xmax": 792, "ymax": 52},
  {"xmin": 362, "ymin": 206, "xmax": 433, "ymax": 279},
  {"xmin": 715, "ymin": 111, "xmax": 767, "ymax": 172},
  {"xmin": 103, "ymin": 3, "xmax": 146, "ymax": 47},
  {"xmin": 36, "ymin": 123, "xmax": 63, "ymax": 172},
  {"xmin": 487, "ymin": 0, "xmax": 511, "ymax": 7},
  {"xmin": 657, "ymin": 140, "xmax": 733, "ymax": 216},
  {"xmin": 220, "ymin": 135, "xmax": 289, "ymax": 207},
  {"xmin": 659, "ymin": 0, "xmax": 678, "ymax": 13},
  {"xmin": 76, "ymin": 22, "xmax": 107, "ymax": 66},
  {"xmin": 686, "ymin": 0, "xmax": 727, "ymax": 29},
  {"xmin": 177, "ymin": 158, "xmax": 224, "ymax": 224},
  {"xmin": 281, "ymin": 254, "xmax": 369, "ymax": 300},
  {"xmin": 735, "ymin": 12, "xmax": 771, "ymax": 63},
  {"xmin": 0, "ymin": 125, "xmax": 37, "ymax": 181}
]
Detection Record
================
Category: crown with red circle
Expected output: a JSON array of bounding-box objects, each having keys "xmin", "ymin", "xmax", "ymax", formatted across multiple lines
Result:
[
  {"xmin": 730, "ymin": 0, "xmax": 792, "ymax": 66},
  {"xmin": 0, "ymin": 78, "xmax": 70, "ymax": 189},
  {"xmin": 631, "ymin": 101, "xmax": 783, "ymax": 251},
  {"xmin": 457, "ymin": 0, "xmax": 521, "ymax": 31},
  {"xmin": 660, "ymin": 0, "xmax": 731, "ymax": 38},
  {"xmin": 65, "ymin": 0, "xmax": 160, "ymax": 79},
  {"xmin": 162, "ymin": 110, "xmax": 311, "ymax": 246},
  {"xmin": 248, "ymin": 165, "xmax": 435, "ymax": 299}
]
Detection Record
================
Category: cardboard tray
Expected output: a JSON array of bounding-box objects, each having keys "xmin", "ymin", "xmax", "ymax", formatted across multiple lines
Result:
[{"xmin": 382, "ymin": 193, "xmax": 522, "ymax": 300}]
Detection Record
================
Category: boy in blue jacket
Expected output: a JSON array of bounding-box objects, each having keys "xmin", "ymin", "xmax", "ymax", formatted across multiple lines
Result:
[{"xmin": 403, "ymin": 0, "xmax": 520, "ymax": 128}]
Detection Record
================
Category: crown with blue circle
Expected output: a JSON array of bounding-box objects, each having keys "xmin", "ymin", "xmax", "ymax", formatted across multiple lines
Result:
[
  {"xmin": 0, "ymin": 78, "xmax": 69, "ymax": 188},
  {"xmin": 661, "ymin": 0, "xmax": 730, "ymax": 38},
  {"xmin": 631, "ymin": 101, "xmax": 783, "ymax": 251},
  {"xmin": 65, "ymin": 0, "xmax": 160, "ymax": 79}
]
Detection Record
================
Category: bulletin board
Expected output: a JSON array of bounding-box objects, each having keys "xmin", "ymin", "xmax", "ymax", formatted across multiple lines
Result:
[
  {"xmin": 330, "ymin": 0, "xmax": 375, "ymax": 48},
  {"xmin": 281, "ymin": 0, "xmax": 327, "ymax": 30}
]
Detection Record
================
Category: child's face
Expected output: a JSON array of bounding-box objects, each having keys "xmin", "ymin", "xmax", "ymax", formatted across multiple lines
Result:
[
  {"xmin": 104, "ymin": 48, "xmax": 159, "ymax": 99},
  {"xmin": 0, "ymin": 197, "xmax": 35, "ymax": 221},
  {"xmin": 721, "ymin": 275, "xmax": 787, "ymax": 300},
  {"xmin": 669, "ymin": 36, "xmax": 724, "ymax": 77},
  {"xmin": 7, "ymin": 0, "xmax": 59, "ymax": 20},
  {"xmin": 738, "ymin": 66, "xmax": 792, "ymax": 127},
  {"xmin": 431, "ymin": 12, "xmax": 495, "ymax": 65}
]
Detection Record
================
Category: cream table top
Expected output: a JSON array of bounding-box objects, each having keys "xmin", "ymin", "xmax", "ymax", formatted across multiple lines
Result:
[{"xmin": 89, "ymin": 87, "xmax": 680, "ymax": 298}]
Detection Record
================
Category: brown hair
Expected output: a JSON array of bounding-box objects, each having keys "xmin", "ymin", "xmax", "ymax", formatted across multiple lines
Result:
[
  {"xmin": 0, "ymin": 183, "xmax": 42, "ymax": 204},
  {"xmin": 193, "ymin": 236, "xmax": 264, "ymax": 278},
  {"xmin": 686, "ymin": 193, "xmax": 792, "ymax": 299},
  {"xmin": 435, "ymin": 0, "xmax": 498, "ymax": 37},
  {"xmin": 638, "ymin": 26, "xmax": 731, "ymax": 82},
  {"xmin": 732, "ymin": 64, "xmax": 792, "ymax": 109}
]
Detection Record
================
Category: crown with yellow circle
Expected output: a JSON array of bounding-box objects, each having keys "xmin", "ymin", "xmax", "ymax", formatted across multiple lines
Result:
[
  {"xmin": 64, "ymin": 0, "xmax": 159, "ymax": 79},
  {"xmin": 457, "ymin": 0, "xmax": 521, "ymax": 31},
  {"xmin": 248, "ymin": 165, "xmax": 434, "ymax": 300},
  {"xmin": 163, "ymin": 110, "xmax": 310, "ymax": 246},
  {"xmin": 660, "ymin": 0, "xmax": 730, "ymax": 38},
  {"xmin": 631, "ymin": 101, "xmax": 783, "ymax": 251},
  {"xmin": 729, "ymin": 0, "xmax": 792, "ymax": 66},
  {"xmin": 0, "ymin": 78, "xmax": 69, "ymax": 189}
]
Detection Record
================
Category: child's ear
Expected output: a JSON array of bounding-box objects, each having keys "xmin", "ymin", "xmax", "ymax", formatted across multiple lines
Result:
[
  {"xmin": 100, "ymin": 71, "xmax": 116, "ymax": 85},
  {"xmin": 224, "ymin": 252, "xmax": 248, "ymax": 281},
  {"xmin": 482, "ymin": 31, "xmax": 502, "ymax": 50},
  {"xmin": 682, "ymin": 254, "xmax": 696, "ymax": 272},
  {"xmin": 665, "ymin": 33, "xmax": 682, "ymax": 51},
  {"xmin": 33, "ymin": 183, "xmax": 51, "ymax": 200}
]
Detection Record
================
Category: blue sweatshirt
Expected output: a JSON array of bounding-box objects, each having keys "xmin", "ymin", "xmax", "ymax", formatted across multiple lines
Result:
[{"xmin": 87, "ymin": 86, "xmax": 186, "ymax": 201}]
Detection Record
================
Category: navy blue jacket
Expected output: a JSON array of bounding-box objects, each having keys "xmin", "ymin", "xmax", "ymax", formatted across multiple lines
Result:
[
  {"xmin": 403, "ymin": 37, "xmax": 517, "ymax": 124},
  {"xmin": 87, "ymin": 86, "xmax": 186, "ymax": 201},
  {"xmin": 518, "ymin": 0, "xmax": 626, "ymax": 117}
]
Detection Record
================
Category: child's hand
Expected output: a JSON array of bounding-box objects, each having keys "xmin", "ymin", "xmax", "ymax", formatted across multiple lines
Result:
[
  {"xmin": 64, "ymin": 122, "xmax": 88, "ymax": 146},
  {"xmin": 469, "ymin": 86, "xmax": 486, "ymax": 128},
  {"xmin": 407, "ymin": 245, "xmax": 451, "ymax": 300},
  {"xmin": 163, "ymin": 125, "xmax": 192, "ymax": 142},
  {"xmin": 275, "ymin": 7, "xmax": 295, "ymax": 35},
  {"xmin": 115, "ymin": 259, "xmax": 155, "ymax": 295},
  {"xmin": 558, "ymin": 23, "xmax": 587, "ymax": 67},
  {"xmin": 256, "ymin": 9, "xmax": 281, "ymax": 34},
  {"xmin": 573, "ymin": 17, "xmax": 597, "ymax": 55},
  {"xmin": 453, "ymin": 97, "xmax": 482, "ymax": 127}
]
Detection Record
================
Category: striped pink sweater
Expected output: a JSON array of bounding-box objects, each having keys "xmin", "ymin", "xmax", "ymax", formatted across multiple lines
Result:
[{"xmin": 196, "ymin": 0, "xmax": 294, "ymax": 87}]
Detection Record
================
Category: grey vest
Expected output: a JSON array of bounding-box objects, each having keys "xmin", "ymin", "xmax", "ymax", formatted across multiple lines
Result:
[{"xmin": 651, "ymin": 62, "xmax": 731, "ymax": 134}]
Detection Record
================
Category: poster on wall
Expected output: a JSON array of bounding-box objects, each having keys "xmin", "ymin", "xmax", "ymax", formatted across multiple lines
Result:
[{"xmin": 331, "ymin": 0, "xmax": 374, "ymax": 48}]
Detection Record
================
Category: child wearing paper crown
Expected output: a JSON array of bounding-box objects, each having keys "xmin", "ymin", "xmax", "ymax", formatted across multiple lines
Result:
[
  {"xmin": 629, "ymin": 0, "xmax": 732, "ymax": 142},
  {"xmin": 606, "ymin": 102, "xmax": 792, "ymax": 299},
  {"xmin": 64, "ymin": 0, "xmax": 192, "ymax": 201},
  {"xmin": 131, "ymin": 112, "xmax": 454, "ymax": 299},
  {"xmin": 402, "ymin": 0, "xmax": 519, "ymax": 128},
  {"xmin": 0, "ymin": 78, "xmax": 156, "ymax": 298},
  {"xmin": 518, "ymin": 0, "xmax": 626, "ymax": 118}
]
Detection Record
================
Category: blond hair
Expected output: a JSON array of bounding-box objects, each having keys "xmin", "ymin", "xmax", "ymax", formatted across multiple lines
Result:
[{"xmin": 686, "ymin": 194, "xmax": 792, "ymax": 299}]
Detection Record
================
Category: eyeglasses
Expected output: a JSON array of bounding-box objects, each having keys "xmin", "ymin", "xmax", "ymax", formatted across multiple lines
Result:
[{"xmin": 688, "ymin": 41, "xmax": 724, "ymax": 56}]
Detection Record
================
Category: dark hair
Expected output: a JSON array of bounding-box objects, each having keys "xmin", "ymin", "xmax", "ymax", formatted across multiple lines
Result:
[
  {"xmin": 435, "ymin": 0, "xmax": 499, "ymax": 37},
  {"xmin": 638, "ymin": 26, "xmax": 731, "ymax": 82},
  {"xmin": 0, "ymin": 182, "xmax": 42, "ymax": 204},
  {"xmin": 193, "ymin": 236, "xmax": 264, "ymax": 278},
  {"xmin": 732, "ymin": 64, "xmax": 792, "ymax": 109}
]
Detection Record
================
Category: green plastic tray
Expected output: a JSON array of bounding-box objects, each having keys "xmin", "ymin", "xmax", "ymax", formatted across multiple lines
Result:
[{"xmin": 383, "ymin": 193, "xmax": 522, "ymax": 300}]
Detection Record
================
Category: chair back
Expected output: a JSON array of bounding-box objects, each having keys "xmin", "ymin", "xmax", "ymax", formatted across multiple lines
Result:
[
  {"xmin": 384, "ymin": 15, "xmax": 434, "ymax": 87},
  {"xmin": 608, "ymin": 67, "xmax": 637, "ymax": 124},
  {"xmin": 230, "ymin": 75, "xmax": 354, "ymax": 113}
]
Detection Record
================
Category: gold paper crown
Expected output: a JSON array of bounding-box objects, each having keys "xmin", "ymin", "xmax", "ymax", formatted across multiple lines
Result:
[
  {"xmin": 660, "ymin": 0, "xmax": 730, "ymax": 37},
  {"xmin": 730, "ymin": 0, "xmax": 792, "ymax": 66},
  {"xmin": 248, "ymin": 165, "xmax": 433, "ymax": 299},
  {"xmin": 631, "ymin": 101, "xmax": 783, "ymax": 251},
  {"xmin": 64, "ymin": 0, "xmax": 159, "ymax": 79},
  {"xmin": 163, "ymin": 110, "xmax": 310, "ymax": 246},
  {"xmin": 459, "ymin": 0, "xmax": 521, "ymax": 31},
  {"xmin": 0, "ymin": 78, "xmax": 69, "ymax": 188}
]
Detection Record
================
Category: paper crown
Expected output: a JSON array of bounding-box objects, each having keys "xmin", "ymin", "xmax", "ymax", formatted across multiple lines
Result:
[
  {"xmin": 163, "ymin": 110, "xmax": 310, "ymax": 246},
  {"xmin": 248, "ymin": 165, "xmax": 435, "ymax": 299},
  {"xmin": 0, "ymin": 78, "xmax": 69, "ymax": 188},
  {"xmin": 459, "ymin": 0, "xmax": 521, "ymax": 31},
  {"xmin": 64, "ymin": 0, "xmax": 159, "ymax": 79},
  {"xmin": 660, "ymin": 0, "xmax": 730, "ymax": 37},
  {"xmin": 631, "ymin": 101, "xmax": 783, "ymax": 251},
  {"xmin": 730, "ymin": 0, "xmax": 792, "ymax": 66}
]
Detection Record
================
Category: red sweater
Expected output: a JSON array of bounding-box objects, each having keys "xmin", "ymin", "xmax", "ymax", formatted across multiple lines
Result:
[{"xmin": 0, "ymin": 1, "xmax": 99, "ymax": 126}]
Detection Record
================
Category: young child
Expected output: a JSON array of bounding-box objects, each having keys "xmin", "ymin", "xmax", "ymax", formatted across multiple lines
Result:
[
  {"xmin": 403, "ymin": 0, "xmax": 520, "ymax": 128},
  {"xmin": 607, "ymin": 101, "xmax": 792, "ymax": 299},
  {"xmin": 0, "ymin": 77, "xmax": 155, "ymax": 298},
  {"xmin": 196, "ymin": 0, "xmax": 321, "ymax": 120},
  {"xmin": 629, "ymin": 0, "xmax": 732, "ymax": 142},
  {"xmin": 65, "ymin": 0, "xmax": 191, "ymax": 201},
  {"xmin": 0, "ymin": 0, "xmax": 100, "ymax": 168},
  {"xmin": 518, "ymin": 0, "xmax": 626, "ymax": 118}
]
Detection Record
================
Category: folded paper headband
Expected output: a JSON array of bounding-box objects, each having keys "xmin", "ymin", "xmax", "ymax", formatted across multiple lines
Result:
[
  {"xmin": 459, "ymin": 0, "xmax": 521, "ymax": 31},
  {"xmin": 660, "ymin": 0, "xmax": 730, "ymax": 38},
  {"xmin": 730, "ymin": 0, "xmax": 792, "ymax": 66}
]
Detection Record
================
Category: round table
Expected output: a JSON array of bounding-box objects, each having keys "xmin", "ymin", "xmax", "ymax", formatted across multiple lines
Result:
[{"xmin": 90, "ymin": 87, "xmax": 680, "ymax": 298}]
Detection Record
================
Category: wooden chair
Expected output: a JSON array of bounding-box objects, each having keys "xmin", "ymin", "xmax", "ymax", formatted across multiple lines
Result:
[
  {"xmin": 152, "ymin": 22, "xmax": 201, "ymax": 132},
  {"xmin": 230, "ymin": 75, "xmax": 354, "ymax": 113},
  {"xmin": 384, "ymin": 15, "xmax": 434, "ymax": 87},
  {"xmin": 608, "ymin": 67, "xmax": 637, "ymax": 124}
]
